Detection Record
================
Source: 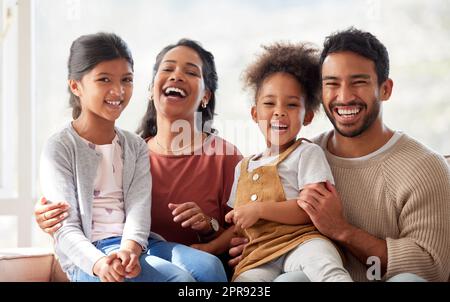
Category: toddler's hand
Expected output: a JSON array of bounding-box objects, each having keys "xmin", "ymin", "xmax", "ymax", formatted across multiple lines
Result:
[
  {"xmin": 224, "ymin": 210, "xmax": 235, "ymax": 224},
  {"xmin": 227, "ymin": 203, "xmax": 260, "ymax": 229}
]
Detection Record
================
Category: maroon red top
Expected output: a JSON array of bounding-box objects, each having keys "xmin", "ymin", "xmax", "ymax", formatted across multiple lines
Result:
[{"xmin": 148, "ymin": 135, "xmax": 242, "ymax": 245}]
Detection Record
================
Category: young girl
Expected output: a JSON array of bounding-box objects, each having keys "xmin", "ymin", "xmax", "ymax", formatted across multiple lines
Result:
[
  {"xmin": 223, "ymin": 42, "xmax": 353, "ymax": 282},
  {"xmin": 37, "ymin": 38, "xmax": 240, "ymax": 280},
  {"xmin": 39, "ymin": 32, "xmax": 227, "ymax": 282}
]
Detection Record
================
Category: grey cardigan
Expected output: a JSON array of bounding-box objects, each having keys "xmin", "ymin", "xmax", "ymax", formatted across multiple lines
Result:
[{"xmin": 40, "ymin": 123, "xmax": 156, "ymax": 276}]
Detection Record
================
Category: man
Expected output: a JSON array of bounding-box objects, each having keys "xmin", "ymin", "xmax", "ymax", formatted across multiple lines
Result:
[{"xmin": 230, "ymin": 28, "xmax": 450, "ymax": 282}]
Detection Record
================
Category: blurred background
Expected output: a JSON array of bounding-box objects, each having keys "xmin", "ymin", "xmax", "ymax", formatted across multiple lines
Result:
[{"xmin": 1, "ymin": 0, "xmax": 449, "ymax": 249}]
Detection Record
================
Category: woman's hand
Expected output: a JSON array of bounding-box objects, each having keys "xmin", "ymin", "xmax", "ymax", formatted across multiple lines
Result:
[
  {"xmin": 168, "ymin": 202, "xmax": 211, "ymax": 235},
  {"xmin": 34, "ymin": 197, "xmax": 70, "ymax": 235}
]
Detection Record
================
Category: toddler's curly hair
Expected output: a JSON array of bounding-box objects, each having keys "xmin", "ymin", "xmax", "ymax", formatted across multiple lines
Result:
[{"xmin": 243, "ymin": 42, "xmax": 321, "ymax": 112}]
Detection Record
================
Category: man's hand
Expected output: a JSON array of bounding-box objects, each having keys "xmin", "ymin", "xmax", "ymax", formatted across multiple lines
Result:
[
  {"xmin": 190, "ymin": 242, "xmax": 214, "ymax": 254},
  {"xmin": 297, "ymin": 181, "xmax": 351, "ymax": 241},
  {"xmin": 227, "ymin": 236, "xmax": 248, "ymax": 268}
]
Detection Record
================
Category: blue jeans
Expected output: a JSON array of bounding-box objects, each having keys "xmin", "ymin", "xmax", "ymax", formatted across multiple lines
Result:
[
  {"xmin": 68, "ymin": 237, "xmax": 227, "ymax": 282},
  {"xmin": 273, "ymin": 271, "xmax": 427, "ymax": 282}
]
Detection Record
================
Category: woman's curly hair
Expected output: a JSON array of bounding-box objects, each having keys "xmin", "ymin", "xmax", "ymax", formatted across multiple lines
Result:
[{"xmin": 243, "ymin": 42, "xmax": 321, "ymax": 112}]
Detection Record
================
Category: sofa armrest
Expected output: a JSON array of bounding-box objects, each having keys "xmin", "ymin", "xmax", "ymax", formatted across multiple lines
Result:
[{"xmin": 0, "ymin": 248, "xmax": 68, "ymax": 282}]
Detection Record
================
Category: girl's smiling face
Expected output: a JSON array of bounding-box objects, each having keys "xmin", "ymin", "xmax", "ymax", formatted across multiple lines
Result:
[
  {"xmin": 252, "ymin": 72, "xmax": 313, "ymax": 153},
  {"xmin": 152, "ymin": 46, "xmax": 211, "ymax": 122},
  {"xmin": 70, "ymin": 58, "xmax": 133, "ymax": 123}
]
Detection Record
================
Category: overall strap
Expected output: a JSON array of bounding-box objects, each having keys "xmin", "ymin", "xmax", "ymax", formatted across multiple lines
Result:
[
  {"xmin": 273, "ymin": 138, "xmax": 307, "ymax": 165},
  {"xmin": 239, "ymin": 157, "xmax": 252, "ymax": 177}
]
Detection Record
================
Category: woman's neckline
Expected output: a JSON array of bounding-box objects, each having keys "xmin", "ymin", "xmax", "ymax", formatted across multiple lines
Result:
[{"xmin": 148, "ymin": 132, "xmax": 214, "ymax": 157}]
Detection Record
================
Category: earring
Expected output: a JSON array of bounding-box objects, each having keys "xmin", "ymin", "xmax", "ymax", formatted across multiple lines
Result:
[{"xmin": 201, "ymin": 102, "xmax": 207, "ymax": 108}]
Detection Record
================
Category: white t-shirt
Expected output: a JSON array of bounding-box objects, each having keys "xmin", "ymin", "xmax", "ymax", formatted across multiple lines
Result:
[
  {"xmin": 227, "ymin": 141, "xmax": 335, "ymax": 207},
  {"xmin": 323, "ymin": 131, "xmax": 403, "ymax": 162},
  {"xmin": 81, "ymin": 135, "xmax": 125, "ymax": 242}
]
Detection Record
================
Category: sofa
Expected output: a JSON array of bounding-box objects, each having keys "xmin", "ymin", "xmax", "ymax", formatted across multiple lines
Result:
[
  {"xmin": 0, "ymin": 247, "xmax": 68, "ymax": 282},
  {"xmin": 1, "ymin": 156, "xmax": 449, "ymax": 282}
]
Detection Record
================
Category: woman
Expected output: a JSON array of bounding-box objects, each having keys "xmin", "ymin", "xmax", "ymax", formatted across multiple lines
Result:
[{"xmin": 35, "ymin": 39, "xmax": 242, "ymax": 278}]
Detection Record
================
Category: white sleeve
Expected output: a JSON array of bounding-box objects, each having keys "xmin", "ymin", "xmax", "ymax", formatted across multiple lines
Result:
[
  {"xmin": 226, "ymin": 160, "xmax": 242, "ymax": 208},
  {"xmin": 297, "ymin": 143, "xmax": 335, "ymax": 190}
]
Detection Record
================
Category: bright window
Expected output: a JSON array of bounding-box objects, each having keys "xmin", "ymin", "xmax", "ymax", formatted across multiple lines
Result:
[{"xmin": 0, "ymin": 0, "xmax": 17, "ymax": 199}]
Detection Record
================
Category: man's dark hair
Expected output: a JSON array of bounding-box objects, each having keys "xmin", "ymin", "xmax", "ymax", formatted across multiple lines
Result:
[{"xmin": 320, "ymin": 27, "xmax": 389, "ymax": 85}]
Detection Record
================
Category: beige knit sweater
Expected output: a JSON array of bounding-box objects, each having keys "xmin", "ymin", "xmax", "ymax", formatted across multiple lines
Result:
[{"xmin": 313, "ymin": 131, "xmax": 450, "ymax": 282}]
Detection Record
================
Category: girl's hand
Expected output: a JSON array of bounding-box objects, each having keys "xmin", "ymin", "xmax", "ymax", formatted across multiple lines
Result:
[
  {"xmin": 224, "ymin": 203, "xmax": 260, "ymax": 230},
  {"xmin": 168, "ymin": 202, "xmax": 211, "ymax": 234},
  {"xmin": 123, "ymin": 261, "xmax": 141, "ymax": 279},
  {"xmin": 116, "ymin": 249, "xmax": 141, "ymax": 279},
  {"xmin": 93, "ymin": 253, "xmax": 125, "ymax": 282},
  {"xmin": 34, "ymin": 197, "xmax": 70, "ymax": 235}
]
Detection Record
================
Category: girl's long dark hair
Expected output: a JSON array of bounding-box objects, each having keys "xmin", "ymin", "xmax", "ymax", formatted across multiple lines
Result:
[{"xmin": 137, "ymin": 39, "xmax": 218, "ymax": 139}]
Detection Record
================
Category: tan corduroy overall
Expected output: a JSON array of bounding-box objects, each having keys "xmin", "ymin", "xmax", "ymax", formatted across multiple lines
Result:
[{"xmin": 233, "ymin": 140, "xmax": 327, "ymax": 280}]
